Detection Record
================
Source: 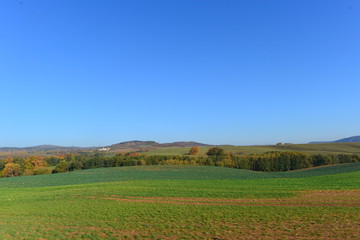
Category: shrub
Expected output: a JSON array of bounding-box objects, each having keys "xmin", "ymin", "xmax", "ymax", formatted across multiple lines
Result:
[
  {"xmin": 23, "ymin": 169, "xmax": 34, "ymax": 176},
  {"xmin": 33, "ymin": 167, "xmax": 52, "ymax": 175},
  {"xmin": 54, "ymin": 161, "xmax": 70, "ymax": 173}
]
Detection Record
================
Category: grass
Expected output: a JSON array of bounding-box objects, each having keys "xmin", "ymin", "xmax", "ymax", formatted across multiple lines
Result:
[
  {"xmin": 0, "ymin": 164, "xmax": 359, "ymax": 239},
  {"xmin": 141, "ymin": 142, "xmax": 360, "ymax": 155},
  {"xmin": 1, "ymin": 163, "xmax": 360, "ymax": 188}
]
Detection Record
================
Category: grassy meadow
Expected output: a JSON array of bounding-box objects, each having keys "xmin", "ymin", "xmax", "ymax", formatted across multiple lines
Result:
[{"xmin": 0, "ymin": 164, "xmax": 359, "ymax": 239}]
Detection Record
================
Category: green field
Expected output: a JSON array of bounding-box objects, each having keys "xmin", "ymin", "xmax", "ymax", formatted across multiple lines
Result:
[
  {"xmin": 141, "ymin": 142, "xmax": 360, "ymax": 155},
  {"xmin": 1, "ymin": 164, "xmax": 360, "ymax": 239}
]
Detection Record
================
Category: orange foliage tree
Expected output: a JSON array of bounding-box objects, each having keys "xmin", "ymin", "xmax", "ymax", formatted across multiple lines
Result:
[
  {"xmin": 23, "ymin": 156, "xmax": 48, "ymax": 175},
  {"xmin": 188, "ymin": 147, "xmax": 200, "ymax": 155}
]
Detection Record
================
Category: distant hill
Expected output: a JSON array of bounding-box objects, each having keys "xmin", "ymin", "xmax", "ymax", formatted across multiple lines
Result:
[
  {"xmin": 0, "ymin": 145, "xmax": 93, "ymax": 152},
  {"xmin": 2, "ymin": 140, "xmax": 360, "ymax": 156},
  {"xmin": 108, "ymin": 140, "xmax": 211, "ymax": 151},
  {"xmin": 159, "ymin": 141, "xmax": 211, "ymax": 148},
  {"xmin": 310, "ymin": 136, "xmax": 360, "ymax": 144},
  {"xmin": 334, "ymin": 136, "xmax": 360, "ymax": 143},
  {"xmin": 109, "ymin": 141, "xmax": 159, "ymax": 151},
  {"xmin": 0, "ymin": 141, "xmax": 211, "ymax": 153},
  {"xmin": 309, "ymin": 141, "xmax": 332, "ymax": 144}
]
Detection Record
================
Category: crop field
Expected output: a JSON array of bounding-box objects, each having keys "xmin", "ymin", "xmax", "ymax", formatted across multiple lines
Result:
[
  {"xmin": 141, "ymin": 142, "xmax": 360, "ymax": 155},
  {"xmin": 0, "ymin": 164, "xmax": 360, "ymax": 239}
]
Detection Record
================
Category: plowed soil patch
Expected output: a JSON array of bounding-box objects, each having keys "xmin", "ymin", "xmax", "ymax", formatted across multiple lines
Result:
[{"xmin": 84, "ymin": 190, "xmax": 360, "ymax": 207}]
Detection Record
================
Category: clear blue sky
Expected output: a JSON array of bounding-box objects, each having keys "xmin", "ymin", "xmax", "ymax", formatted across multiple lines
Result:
[{"xmin": 1, "ymin": 0, "xmax": 359, "ymax": 147}]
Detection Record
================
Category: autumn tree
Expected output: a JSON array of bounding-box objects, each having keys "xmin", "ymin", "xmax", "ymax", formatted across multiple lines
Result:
[
  {"xmin": 205, "ymin": 147, "xmax": 226, "ymax": 166},
  {"xmin": 24, "ymin": 156, "xmax": 48, "ymax": 170},
  {"xmin": 206, "ymin": 147, "xmax": 225, "ymax": 156},
  {"xmin": 126, "ymin": 152, "xmax": 140, "ymax": 157},
  {"xmin": 1, "ymin": 156, "xmax": 23, "ymax": 172},
  {"xmin": 22, "ymin": 156, "xmax": 48, "ymax": 175},
  {"xmin": 2, "ymin": 163, "xmax": 21, "ymax": 177},
  {"xmin": 188, "ymin": 147, "xmax": 200, "ymax": 155},
  {"xmin": 3, "ymin": 156, "xmax": 14, "ymax": 164}
]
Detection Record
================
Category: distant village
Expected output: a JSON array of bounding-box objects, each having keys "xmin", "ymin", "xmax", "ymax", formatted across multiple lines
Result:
[{"xmin": 98, "ymin": 147, "xmax": 110, "ymax": 151}]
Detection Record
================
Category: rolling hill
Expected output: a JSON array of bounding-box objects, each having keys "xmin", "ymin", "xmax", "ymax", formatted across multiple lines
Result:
[
  {"xmin": 0, "ymin": 164, "xmax": 359, "ymax": 239},
  {"xmin": 310, "ymin": 135, "xmax": 360, "ymax": 144},
  {"xmin": 1, "ymin": 137, "xmax": 360, "ymax": 155},
  {"xmin": 334, "ymin": 135, "xmax": 360, "ymax": 143},
  {"xmin": 0, "ymin": 145, "xmax": 93, "ymax": 152},
  {"xmin": 1, "ymin": 163, "xmax": 359, "ymax": 188},
  {"xmin": 0, "ymin": 141, "xmax": 210, "ymax": 153},
  {"xmin": 107, "ymin": 140, "xmax": 210, "ymax": 151},
  {"xmin": 142, "ymin": 142, "xmax": 360, "ymax": 155}
]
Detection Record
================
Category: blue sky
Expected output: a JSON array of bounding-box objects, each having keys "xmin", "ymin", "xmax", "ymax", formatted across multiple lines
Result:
[{"xmin": 1, "ymin": 0, "xmax": 359, "ymax": 147}]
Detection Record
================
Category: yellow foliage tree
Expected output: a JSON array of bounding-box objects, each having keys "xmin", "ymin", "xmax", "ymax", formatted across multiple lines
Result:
[
  {"xmin": 2, "ymin": 163, "xmax": 21, "ymax": 177},
  {"xmin": 24, "ymin": 156, "xmax": 48, "ymax": 171}
]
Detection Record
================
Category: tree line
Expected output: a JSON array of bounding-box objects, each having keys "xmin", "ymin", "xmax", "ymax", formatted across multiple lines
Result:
[{"xmin": 1, "ymin": 147, "xmax": 359, "ymax": 177}]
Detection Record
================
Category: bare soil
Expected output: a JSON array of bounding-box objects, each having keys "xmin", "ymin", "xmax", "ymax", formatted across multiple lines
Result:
[{"xmin": 85, "ymin": 190, "xmax": 360, "ymax": 207}]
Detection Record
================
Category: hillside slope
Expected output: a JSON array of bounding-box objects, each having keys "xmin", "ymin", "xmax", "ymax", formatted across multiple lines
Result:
[
  {"xmin": 1, "ymin": 163, "xmax": 359, "ymax": 188},
  {"xmin": 334, "ymin": 135, "xmax": 360, "ymax": 143},
  {"xmin": 310, "ymin": 135, "xmax": 360, "ymax": 143},
  {"xmin": 1, "ymin": 164, "xmax": 359, "ymax": 239}
]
